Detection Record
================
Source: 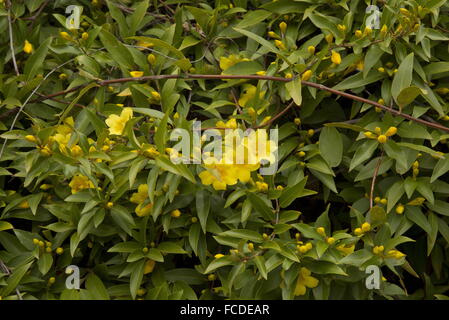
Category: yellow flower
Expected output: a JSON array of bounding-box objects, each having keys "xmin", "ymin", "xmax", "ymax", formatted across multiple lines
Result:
[
  {"xmin": 130, "ymin": 71, "xmax": 144, "ymax": 78},
  {"xmin": 56, "ymin": 247, "xmax": 64, "ymax": 255},
  {"xmin": 255, "ymin": 181, "xmax": 268, "ymax": 192},
  {"xmin": 214, "ymin": 254, "xmax": 225, "ymax": 259},
  {"xmin": 219, "ymin": 54, "xmax": 250, "ymax": 71},
  {"xmin": 294, "ymin": 267, "xmax": 319, "ymax": 296},
  {"xmin": 105, "ymin": 107, "xmax": 133, "ymax": 135},
  {"xmin": 380, "ymin": 24, "xmax": 388, "ymax": 34},
  {"xmin": 337, "ymin": 244, "xmax": 355, "ymax": 256},
  {"xmin": 216, "ymin": 118, "xmax": 237, "ymax": 129},
  {"xmin": 337, "ymin": 24, "xmax": 346, "ymax": 32},
  {"xmin": 331, "ymin": 50, "xmax": 342, "ymax": 65},
  {"xmin": 130, "ymin": 184, "xmax": 149, "ymax": 204},
  {"xmin": 326, "ymin": 237, "xmax": 335, "ymax": 245},
  {"xmin": 325, "ymin": 34, "xmax": 333, "ymax": 43},
  {"xmin": 23, "ymin": 40, "xmax": 33, "ymax": 54},
  {"xmin": 238, "ymin": 84, "xmax": 265, "ymax": 107},
  {"xmin": 135, "ymin": 203, "xmax": 153, "ymax": 217},
  {"xmin": 69, "ymin": 175, "xmax": 94, "ymax": 194},
  {"xmin": 356, "ymin": 60, "xmax": 364, "ymax": 71},
  {"xmin": 355, "ymin": 30, "xmax": 363, "ymax": 38},
  {"xmin": 144, "ymin": 260, "xmax": 156, "ymax": 274},
  {"xmin": 70, "ymin": 145, "xmax": 83, "ymax": 157}
]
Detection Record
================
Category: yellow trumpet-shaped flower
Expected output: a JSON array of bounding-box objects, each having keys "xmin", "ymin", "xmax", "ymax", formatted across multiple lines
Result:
[
  {"xmin": 130, "ymin": 184, "xmax": 149, "ymax": 204},
  {"xmin": 105, "ymin": 107, "xmax": 133, "ymax": 135},
  {"xmin": 219, "ymin": 54, "xmax": 250, "ymax": 71},
  {"xmin": 69, "ymin": 175, "xmax": 94, "ymax": 194},
  {"xmin": 23, "ymin": 40, "xmax": 33, "ymax": 54},
  {"xmin": 238, "ymin": 84, "xmax": 266, "ymax": 107},
  {"xmin": 294, "ymin": 267, "xmax": 319, "ymax": 296}
]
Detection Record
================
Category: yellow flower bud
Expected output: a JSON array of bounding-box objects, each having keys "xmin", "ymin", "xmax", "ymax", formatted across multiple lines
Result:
[
  {"xmin": 275, "ymin": 40, "xmax": 286, "ymax": 50},
  {"xmin": 395, "ymin": 204, "xmax": 404, "ymax": 214},
  {"xmin": 316, "ymin": 227, "xmax": 326, "ymax": 236},
  {"xmin": 355, "ymin": 30, "xmax": 363, "ymax": 38},
  {"xmin": 60, "ymin": 32, "xmax": 72, "ymax": 41},
  {"xmin": 294, "ymin": 118, "xmax": 301, "ymax": 125},
  {"xmin": 285, "ymin": 73, "xmax": 293, "ymax": 79},
  {"xmin": 385, "ymin": 126, "xmax": 397, "ymax": 137},
  {"xmin": 56, "ymin": 247, "xmax": 64, "ymax": 255},
  {"xmin": 150, "ymin": 91, "xmax": 161, "ymax": 100},
  {"xmin": 171, "ymin": 209, "xmax": 181, "ymax": 218},
  {"xmin": 25, "ymin": 135, "xmax": 37, "ymax": 143},
  {"xmin": 81, "ymin": 32, "xmax": 89, "ymax": 40},
  {"xmin": 380, "ymin": 25, "xmax": 388, "ymax": 34},
  {"xmin": 130, "ymin": 71, "xmax": 144, "ymax": 78},
  {"xmin": 247, "ymin": 242, "xmax": 254, "ymax": 251},
  {"xmin": 377, "ymin": 135, "xmax": 387, "ymax": 143},
  {"xmin": 268, "ymin": 31, "xmax": 280, "ymax": 39},
  {"xmin": 361, "ymin": 222, "xmax": 371, "ymax": 232},
  {"xmin": 279, "ymin": 21, "xmax": 287, "ymax": 34},
  {"xmin": 307, "ymin": 46, "xmax": 315, "ymax": 55},
  {"xmin": 307, "ymin": 129, "xmax": 314, "ymax": 137},
  {"xmin": 301, "ymin": 70, "xmax": 312, "ymax": 81},
  {"xmin": 325, "ymin": 34, "xmax": 333, "ymax": 43},
  {"xmin": 331, "ymin": 50, "xmax": 341, "ymax": 65},
  {"xmin": 337, "ymin": 24, "xmax": 346, "ymax": 32},
  {"xmin": 147, "ymin": 54, "xmax": 156, "ymax": 65},
  {"xmin": 327, "ymin": 237, "xmax": 335, "ymax": 245},
  {"xmin": 214, "ymin": 254, "xmax": 225, "ymax": 259}
]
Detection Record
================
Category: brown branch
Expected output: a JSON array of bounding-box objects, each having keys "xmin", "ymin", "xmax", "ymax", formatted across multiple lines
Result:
[
  {"xmin": 28, "ymin": 74, "xmax": 449, "ymax": 134},
  {"xmin": 22, "ymin": 0, "xmax": 49, "ymax": 21},
  {"xmin": 254, "ymin": 101, "xmax": 295, "ymax": 129}
]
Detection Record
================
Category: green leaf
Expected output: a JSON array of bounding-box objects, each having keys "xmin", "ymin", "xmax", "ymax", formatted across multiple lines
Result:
[
  {"xmin": 431, "ymin": 156, "xmax": 449, "ymax": 183},
  {"xmin": 1, "ymin": 261, "xmax": 33, "ymax": 297},
  {"xmin": 86, "ymin": 273, "xmax": 110, "ymax": 300},
  {"xmin": 196, "ymin": 189, "xmax": 210, "ymax": 233},
  {"xmin": 391, "ymin": 53, "xmax": 414, "ymax": 103},
  {"xmin": 38, "ymin": 252, "xmax": 53, "ymax": 275},
  {"xmin": 285, "ymin": 77, "xmax": 302, "ymax": 106},
  {"xmin": 99, "ymin": 28, "xmax": 134, "ymax": 71},
  {"xmin": 219, "ymin": 229, "xmax": 264, "ymax": 243},
  {"xmin": 349, "ymin": 140, "xmax": 378, "ymax": 171},
  {"xmin": 158, "ymin": 242, "xmax": 187, "ymax": 254},
  {"xmin": 319, "ymin": 127, "xmax": 343, "ymax": 167},
  {"xmin": 280, "ymin": 177, "xmax": 316, "ymax": 208},
  {"xmin": 397, "ymin": 86, "xmax": 426, "ymax": 108},
  {"xmin": 24, "ymin": 37, "xmax": 52, "ymax": 80},
  {"xmin": 254, "ymin": 256, "xmax": 268, "ymax": 280},
  {"xmin": 204, "ymin": 257, "xmax": 234, "ymax": 274},
  {"xmin": 406, "ymin": 206, "xmax": 431, "ymax": 233}
]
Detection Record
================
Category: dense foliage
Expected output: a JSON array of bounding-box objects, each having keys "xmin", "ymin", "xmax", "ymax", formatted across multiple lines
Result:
[{"xmin": 1, "ymin": 0, "xmax": 449, "ymax": 300}]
